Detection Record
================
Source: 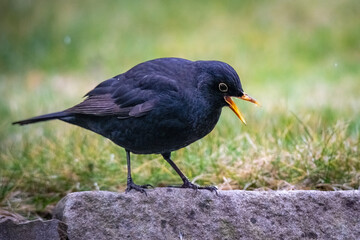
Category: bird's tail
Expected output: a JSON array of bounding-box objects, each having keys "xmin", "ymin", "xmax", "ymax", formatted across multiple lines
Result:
[{"xmin": 12, "ymin": 111, "xmax": 70, "ymax": 125}]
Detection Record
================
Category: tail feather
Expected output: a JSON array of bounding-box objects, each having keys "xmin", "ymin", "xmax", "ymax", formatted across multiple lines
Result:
[{"xmin": 12, "ymin": 111, "xmax": 70, "ymax": 125}]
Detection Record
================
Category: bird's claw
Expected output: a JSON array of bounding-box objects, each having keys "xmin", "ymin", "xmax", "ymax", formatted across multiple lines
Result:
[
  {"xmin": 125, "ymin": 182, "xmax": 152, "ymax": 195},
  {"xmin": 198, "ymin": 185, "xmax": 218, "ymax": 193},
  {"xmin": 183, "ymin": 181, "xmax": 218, "ymax": 193},
  {"xmin": 168, "ymin": 180, "xmax": 218, "ymax": 195}
]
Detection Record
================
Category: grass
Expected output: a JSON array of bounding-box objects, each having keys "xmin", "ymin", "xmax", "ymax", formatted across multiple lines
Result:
[{"xmin": 0, "ymin": 0, "xmax": 359, "ymax": 219}]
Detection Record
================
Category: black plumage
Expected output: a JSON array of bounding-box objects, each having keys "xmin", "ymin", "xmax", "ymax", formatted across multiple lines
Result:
[{"xmin": 13, "ymin": 58, "xmax": 259, "ymax": 193}]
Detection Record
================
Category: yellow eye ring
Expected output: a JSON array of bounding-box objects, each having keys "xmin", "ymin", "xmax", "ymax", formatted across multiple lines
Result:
[{"xmin": 218, "ymin": 83, "xmax": 228, "ymax": 92}]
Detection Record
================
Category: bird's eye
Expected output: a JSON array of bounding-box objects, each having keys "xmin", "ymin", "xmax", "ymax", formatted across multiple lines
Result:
[{"xmin": 218, "ymin": 83, "xmax": 228, "ymax": 93}]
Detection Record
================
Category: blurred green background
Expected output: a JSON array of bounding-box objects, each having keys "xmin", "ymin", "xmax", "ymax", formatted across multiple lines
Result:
[{"xmin": 1, "ymin": 0, "xmax": 359, "ymax": 218}]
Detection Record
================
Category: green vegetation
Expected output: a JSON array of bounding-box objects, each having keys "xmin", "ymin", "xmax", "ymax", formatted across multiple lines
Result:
[{"xmin": 1, "ymin": 0, "xmax": 359, "ymax": 219}]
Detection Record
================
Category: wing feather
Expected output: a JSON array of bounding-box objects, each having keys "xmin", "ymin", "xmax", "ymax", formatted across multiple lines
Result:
[
  {"xmin": 65, "ymin": 94, "xmax": 131, "ymax": 117},
  {"xmin": 66, "ymin": 59, "xmax": 185, "ymax": 119}
]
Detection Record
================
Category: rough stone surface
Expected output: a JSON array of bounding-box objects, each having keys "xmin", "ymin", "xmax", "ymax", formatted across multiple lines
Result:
[
  {"xmin": 0, "ymin": 218, "xmax": 67, "ymax": 240},
  {"xmin": 53, "ymin": 189, "xmax": 360, "ymax": 240}
]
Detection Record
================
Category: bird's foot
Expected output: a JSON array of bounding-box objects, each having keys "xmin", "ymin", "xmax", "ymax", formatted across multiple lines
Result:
[
  {"xmin": 168, "ymin": 180, "xmax": 218, "ymax": 194},
  {"xmin": 182, "ymin": 181, "xmax": 218, "ymax": 193},
  {"xmin": 125, "ymin": 181, "xmax": 153, "ymax": 195}
]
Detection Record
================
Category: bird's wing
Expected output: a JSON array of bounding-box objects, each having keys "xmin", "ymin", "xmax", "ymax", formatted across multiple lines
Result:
[{"xmin": 65, "ymin": 74, "xmax": 179, "ymax": 119}]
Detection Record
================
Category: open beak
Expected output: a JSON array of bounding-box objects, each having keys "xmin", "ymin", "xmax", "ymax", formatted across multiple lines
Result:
[{"xmin": 224, "ymin": 93, "xmax": 260, "ymax": 125}]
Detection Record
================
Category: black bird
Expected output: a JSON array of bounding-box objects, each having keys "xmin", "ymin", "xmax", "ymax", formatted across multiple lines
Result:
[{"xmin": 13, "ymin": 58, "xmax": 259, "ymax": 193}]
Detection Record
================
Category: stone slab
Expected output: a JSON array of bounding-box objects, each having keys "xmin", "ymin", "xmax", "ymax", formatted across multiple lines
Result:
[{"xmin": 53, "ymin": 189, "xmax": 360, "ymax": 240}]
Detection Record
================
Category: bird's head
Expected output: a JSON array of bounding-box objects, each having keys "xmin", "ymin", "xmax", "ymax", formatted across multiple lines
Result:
[{"xmin": 196, "ymin": 60, "xmax": 259, "ymax": 125}]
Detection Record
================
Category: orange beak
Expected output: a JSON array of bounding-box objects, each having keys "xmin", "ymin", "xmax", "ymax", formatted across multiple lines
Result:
[{"xmin": 224, "ymin": 93, "xmax": 260, "ymax": 125}]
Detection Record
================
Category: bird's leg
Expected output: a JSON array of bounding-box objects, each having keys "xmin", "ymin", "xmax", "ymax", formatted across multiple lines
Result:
[
  {"xmin": 162, "ymin": 152, "xmax": 218, "ymax": 193},
  {"xmin": 125, "ymin": 150, "xmax": 152, "ymax": 194}
]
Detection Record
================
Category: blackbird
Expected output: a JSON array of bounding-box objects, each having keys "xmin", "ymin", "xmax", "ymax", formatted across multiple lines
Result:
[{"xmin": 13, "ymin": 58, "xmax": 259, "ymax": 193}]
